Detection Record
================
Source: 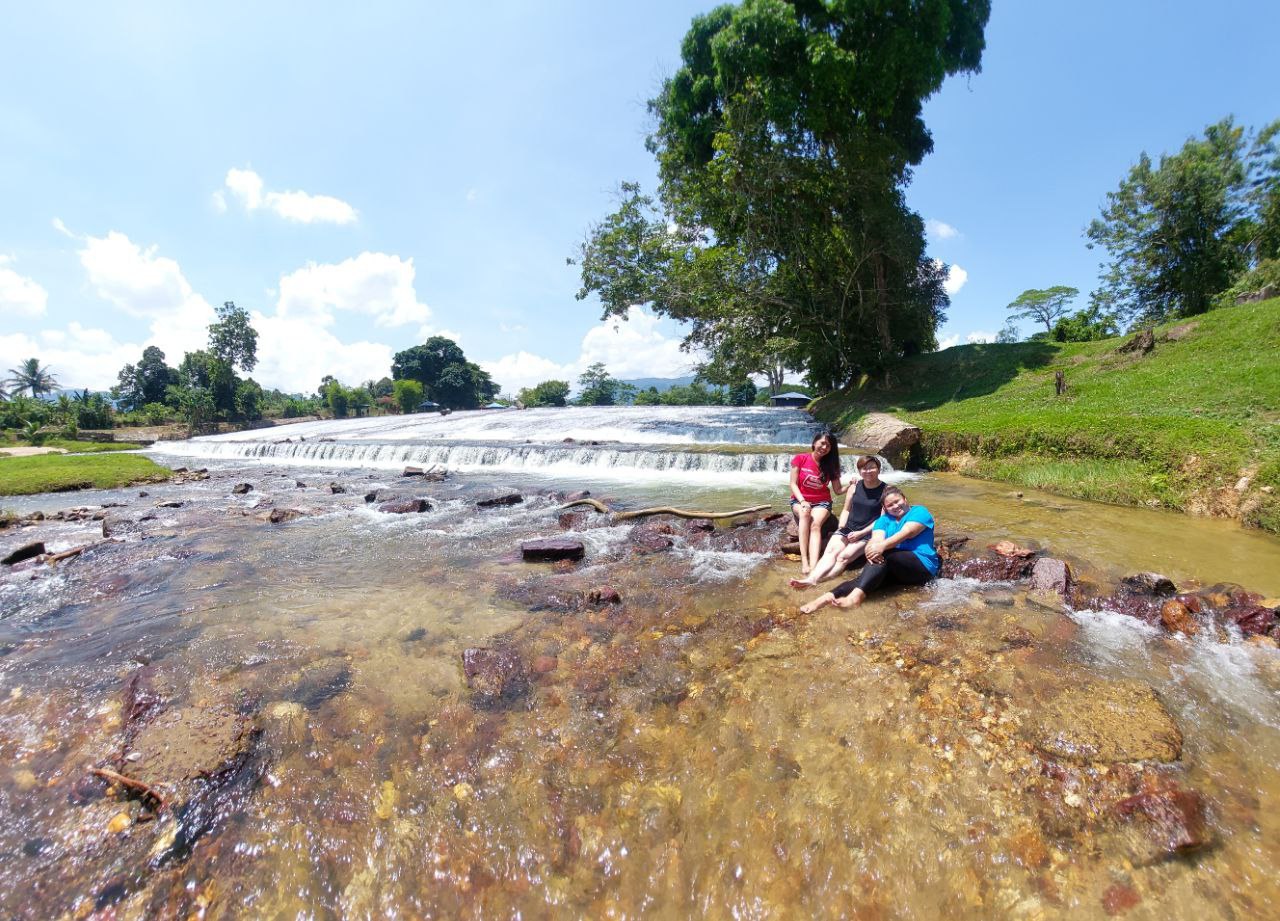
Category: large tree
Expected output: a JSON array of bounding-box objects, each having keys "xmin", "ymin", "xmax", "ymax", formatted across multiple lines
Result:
[
  {"xmin": 575, "ymin": 0, "xmax": 990, "ymax": 388},
  {"xmin": 1005, "ymin": 286, "xmax": 1079, "ymax": 334},
  {"xmin": 208, "ymin": 301, "xmax": 259, "ymax": 373},
  {"xmin": 115, "ymin": 346, "xmax": 177, "ymax": 410},
  {"xmin": 391, "ymin": 336, "xmax": 497, "ymax": 409}
]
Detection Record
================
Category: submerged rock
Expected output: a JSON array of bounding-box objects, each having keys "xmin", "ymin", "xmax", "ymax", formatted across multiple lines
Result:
[
  {"xmin": 521, "ymin": 539, "xmax": 585, "ymax": 562},
  {"xmin": 267, "ymin": 507, "xmax": 306, "ymax": 524},
  {"xmin": 477, "ymin": 490, "xmax": 523, "ymax": 508},
  {"xmin": 288, "ymin": 661, "xmax": 353, "ymax": 710},
  {"xmin": 125, "ymin": 702, "xmax": 257, "ymax": 787},
  {"xmin": 378, "ymin": 498, "xmax": 431, "ymax": 514},
  {"xmin": 462, "ymin": 646, "xmax": 528, "ymax": 703},
  {"xmin": 629, "ymin": 526, "xmax": 674, "ymax": 554},
  {"xmin": 1112, "ymin": 786, "xmax": 1211, "ymax": 858},
  {"xmin": 1219, "ymin": 600, "xmax": 1276, "ymax": 636},
  {"xmin": 1024, "ymin": 680, "xmax": 1182, "ymax": 764},
  {"xmin": 1122, "ymin": 572, "xmax": 1176, "ymax": 596}
]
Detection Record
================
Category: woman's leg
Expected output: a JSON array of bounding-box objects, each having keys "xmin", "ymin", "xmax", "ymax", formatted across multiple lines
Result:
[
  {"xmin": 882, "ymin": 549, "xmax": 933, "ymax": 586},
  {"xmin": 822, "ymin": 539, "xmax": 867, "ymax": 584},
  {"xmin": 794, "ymin": 506, "xmax": 813, "ymax": 573},
  {"xmin": 806, "ymin": 506, "xmax": 830, "ymax": 575},
  {"xmin": 790, "ymin": 533, "xmax": 847, "ymax": 588},
  {"xmin": 799, "ymin": 590, "xmax": 837, "ymax": 614}
]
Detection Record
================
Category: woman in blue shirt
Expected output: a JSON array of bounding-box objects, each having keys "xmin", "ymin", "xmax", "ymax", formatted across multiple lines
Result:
[{"xmin": 799, "ymin": 486, "xmax": 939, "ymax": 613}]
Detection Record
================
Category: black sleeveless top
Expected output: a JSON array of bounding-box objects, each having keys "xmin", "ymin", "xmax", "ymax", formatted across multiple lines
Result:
[{"xmin": 845, "ymin": 481, "xmax": 886, "ymax": 530}]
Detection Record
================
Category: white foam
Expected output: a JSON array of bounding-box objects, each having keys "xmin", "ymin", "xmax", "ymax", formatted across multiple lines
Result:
[{"xmin": 1067, "ymin": 608, "xmax": 1160, "ymax": 668}]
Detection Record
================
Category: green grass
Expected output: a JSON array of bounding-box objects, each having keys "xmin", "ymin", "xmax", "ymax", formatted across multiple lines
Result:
[
  {"xmin": 812, "ymin": 297, "xmax": 1280, "ymax": 529},
  {"xmin": 0, "ymin": 434, "xmax": 143, "ymax": 453},
  {"xmin": 0, "ymin": 454, "xmax": 172, "ymax": 496}
]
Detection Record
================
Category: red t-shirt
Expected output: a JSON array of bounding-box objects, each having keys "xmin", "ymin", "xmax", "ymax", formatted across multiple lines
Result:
[{"xmin": 791, "ymin": 452, "xmax": 831, "ymax": 503}]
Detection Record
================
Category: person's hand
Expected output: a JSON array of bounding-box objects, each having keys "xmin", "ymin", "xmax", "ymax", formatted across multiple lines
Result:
[
  {"xmin": 865, "ymin": 540, "xmax": 885, "ymax": 564},
  {"xmin": 797, "ymin": 500, "xmax": 811, "ymax": 511}
]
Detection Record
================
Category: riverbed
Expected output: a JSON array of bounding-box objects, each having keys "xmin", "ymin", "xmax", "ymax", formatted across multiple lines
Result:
[{"xmin": 1, "ymin": 408, "xmax": 1278, "ymax": 919}]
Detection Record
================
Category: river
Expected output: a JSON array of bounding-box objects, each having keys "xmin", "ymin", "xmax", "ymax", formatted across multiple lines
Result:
[{"xmin": 0, "ymin": 406, "xmax": 1277, "ymax": 918}]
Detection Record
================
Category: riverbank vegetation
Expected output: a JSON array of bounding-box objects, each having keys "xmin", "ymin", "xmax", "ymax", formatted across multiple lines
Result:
[
  {"xmin": 0, "ymin": 453, "xmax": 172, "ymax": 496},
  {"xmin": 812, "ymin": 297, "xmax": 1280, "ymax": 531}
]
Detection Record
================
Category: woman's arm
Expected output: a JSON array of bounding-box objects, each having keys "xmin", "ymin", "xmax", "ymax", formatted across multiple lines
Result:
[
  {"xmin": 789, "ymin": 466, "xmax": 808, "ymax": 505},
  {"xmin": 863, "ymin": 528, "xmax": 888, "ymax": 563},
  {"xmin": 867, "ymin": 522, "xmax": 924, "ymax": 560}
]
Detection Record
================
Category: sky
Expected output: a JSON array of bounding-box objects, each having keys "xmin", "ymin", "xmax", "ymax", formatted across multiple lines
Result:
[{"xmin": 2, "ymin": 1, "xmax": 1277, "ymax": 395}]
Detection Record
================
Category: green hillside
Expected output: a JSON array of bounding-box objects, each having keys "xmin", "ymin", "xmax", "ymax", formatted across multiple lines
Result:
[{"xmin": 812, "ymin": 298, "xmax": 1280, "ymax": 532}]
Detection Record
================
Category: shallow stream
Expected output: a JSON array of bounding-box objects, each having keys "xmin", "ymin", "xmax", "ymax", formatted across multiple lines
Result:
[{"xmin": 1, "ymin": 408, "xmax": 1277, "ymax": 918}]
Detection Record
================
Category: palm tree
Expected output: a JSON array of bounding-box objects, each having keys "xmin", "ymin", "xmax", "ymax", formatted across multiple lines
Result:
[
  {"xmin": 0, "ymin": 379, "xmax": 10, "ymax": 401},
  {"xmin": 6, "ymin": 358, "xmax": 59, "ymax": 398}
]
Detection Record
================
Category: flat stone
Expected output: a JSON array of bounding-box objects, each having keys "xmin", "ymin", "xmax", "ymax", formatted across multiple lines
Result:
[
  {"xmin": 521, "ymin": 539, "xmax": 585, "ymax": 562},
  {"xmin": 125, "ymin": 702, "xmax": 256, "ymax": 786},
  {"xmin": 2, "ymin": 542, "xmax": 45, "ymax": 566},
  {"xmin": 476, "ymin": 491, "xmax": 523, "ymax": 508},
  {"xmin": 1029, "ymin": 557, "xmax": 1072, "ymax": 597},
  {"xmin": 378, "ymin": 498, "xmax": 431, "ymax": 514},
  {"xmin": 1024, "ymin": 680, "xmax": 1182, "ymax": 764}
]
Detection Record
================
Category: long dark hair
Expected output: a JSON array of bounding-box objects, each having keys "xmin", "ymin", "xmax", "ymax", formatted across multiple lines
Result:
[{"xmin": 812, "ymin": 432, "xmax": 841, "ymax": 484}]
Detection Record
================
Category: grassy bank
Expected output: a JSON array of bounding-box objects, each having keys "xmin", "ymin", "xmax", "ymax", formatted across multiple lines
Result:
[
  {"xmin": 0, "ymin": 434, "xmax": 142, "ymax": 454},
  {"xmin": 0, "ymin": 453, "xmax": 173, "ymax": 496},
  {"xmin": 812, "ymin": 297, "xmax": 1280, "ymax": 532}
]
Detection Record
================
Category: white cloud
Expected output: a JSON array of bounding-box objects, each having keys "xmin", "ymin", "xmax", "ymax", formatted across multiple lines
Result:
[
  {"xmin": 481, "ymin": 306, "xmax": 698, "ymax": 394},
  {"xmin": 966, "ymin": 331, "xmax": 995, "ymax": 344},
  {"xmin": 78, "ymin": 230, "xmax": 217, "ymax": 360},
  {"xmin": 250, "ymin": 311, "xmax": 395, "ymax": 395},
  {"xmin": 277, "ymin": 252, "xmax": 431, "ymax": 329},
  {"xmin": 937, "ymin": 334, "xmax": 960, "ymax": 350},
  {"xmin": 51, "ymin": 217, "xmax": 73, "ymax": 238},
  {"xmin": 927, "ymin": 219, "xmax": 959, "ymax": 240},
  {"xmin": 0, "ymin": 260, "xmax": 48, "ymax": 316},
  {"xmin": 1, "ymin": 325, "xmax": 137, "ymax": 392},
  {"xmin": 221, "ymin": 168, "xmax": 357, "ymax": 225},
  {"xmin": 943, "ymin": 264, "xmax": 968, "ymax": 296}
]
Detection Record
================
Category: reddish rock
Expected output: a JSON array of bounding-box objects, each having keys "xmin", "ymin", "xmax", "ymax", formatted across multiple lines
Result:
[
  {"xmin": 1113, "ymin": 788, "xmax": 1210, "ymax": 854},
  {"xmin": 531, "ymin": 655, "xmax": 559, "ymax": 675},
  {"xmin": 1220, "ymin": 602, "xmax": 1275, "ymax": 636},
  {"xmin": 1122, "ymin": 572, "xmax": 1176, "ymax": 596},
  {"xmin": 462, "ymin": 647, "xmax": 528, "ymax": 703},
  {"xmin": 629, "ymin": 527, "xmax": 674, "ymax": 554},
  {"xmin": 476, "ymin": 491, "xmax": 523, "ymax": 508},
  {"xmin": 991, "ymin": 540, "xmax": 1036, "ymax": 558},
  {"xmin": 587, "ymin": 586, "xmax": 621, "ymax": 605},
  {"xmin": 1094, "ymin": 591, "xmax": 1163, "ymax": 626},
  {"xmin": 378, "ymin": 498, "xmax": 431, "ymax": 514},
  {"xmin": 562, "ymin": 490, "xmax": 591, "ymax": 502},
  {"xmin": 943, "ymin": 554, "xmax": 1036, "ymax": 582},
  {"xmin": 121, "ymin": 664, "xmax": 163, "ymax": 730},
  {"xmin": 1101, "ymin": 883, "xmax": 1141, "ymax": 915},
  {"xmin": 521, "ymin": 539, "xmax": 585, "ymax": 562},
  {"xmin": 2, "ymin": 542, "xmax": 45, "ymax": 566},
  {"xmin": 1029, "ymin": 557, "xmax": 1073, "ymax": 597},
  {"xmin": 557, "ymin": 511, "xmax": 588, "ymax": 530},
  {"xmin": 685, "ymin": 518, "xmax": 715, "ymax": 533},
  {"xmin": 268, "ymin": 508, "xmax": 305, "ymax": 524},
  {"xmin": 1160, "ymin": 600, "xmax": 1198, "ymax": 636}
]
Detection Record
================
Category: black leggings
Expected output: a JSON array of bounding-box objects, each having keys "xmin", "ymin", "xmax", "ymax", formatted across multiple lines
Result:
[{"xmin": 831, "ymin": 548, "xmax": 933, "ymax": 598}]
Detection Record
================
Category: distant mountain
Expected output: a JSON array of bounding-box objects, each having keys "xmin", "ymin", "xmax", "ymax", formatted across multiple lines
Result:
[{"xmin": 620, "ymin": 375, "xmax": 700, "ymax": 392}]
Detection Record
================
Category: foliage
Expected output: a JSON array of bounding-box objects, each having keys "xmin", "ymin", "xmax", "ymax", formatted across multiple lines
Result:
[
  {"xmin": 391, "ymin": 336, "xmax": 497, "ymax": 409},
  {"xmin": 142, "ymin": 402, "xmax": 173, "ymax": 426},
  {"xmin": 114, "ymin": 346, "xmax": 178, "ymax": 410},
  {"xmin": 517, "ymin": 379, "xmax": 570, "ymax": 407},
  {"xmin": 1051, "ymin": 305, "xmax": 1121, "ymax": 342},
  {"xmin": 371, "ymin": 377, "xmax": 395, "ymax": 399},
  {"xmin": 812, "ymin": 296, "xmax": 1280, "ymax": 529},
  {"xmin": 575, "ymin": 1, "xmax": 991, "ymax": 388},
  {"xmin": 0, "ymin": 453, "xmax": 172, "ymax": 496},
  {"xmin": 575, "ymin": 363, "xmax": 624, "ymax": 406},
  {"xmin": 168, "ymin": 384, "xmax": 217, "ymax": 435},
  {"xmin": 1087, "ymin": 117, "xmax": 1280, "ymax": 325},
  {"xmin": 22, "ymin": 420, "xmax": 45, "ymax": 446},
  {"xmin": 995, "ymin": 319, "xmax": 1020, "ymax": 344},
  {"xmin": 1005, "ymin": 286, "xmax": 1079, "ymax": 333},
  {"xmin": 325, "ymin": 380, "xmax": 350, "ymax": 418},
  {"xmin": 727, "ymin": 379, "xmax": 757, "ymax": 406},
  {"xmin": 6, "ymin": 358, "xmax": 59, "ymax": 398},
  {"xmin": 208, "ymin": 301, "xmax": 259, "ymax": 373},
  {"xmin": 1217, "ymin": 257, "xmax": 1280, "ymax": 306},
  {"xmin": 393, "ymin": 379, "xmax": 424, "ymax": 414},
  {"xmin": 71, "ymin": 391, "xmax": 114, "ymax": 429}
]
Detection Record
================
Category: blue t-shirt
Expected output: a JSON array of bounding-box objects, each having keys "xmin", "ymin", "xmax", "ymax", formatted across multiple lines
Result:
[{"xmin": 872, "ymin": 504, "xmax": 940, "ymax": 575}]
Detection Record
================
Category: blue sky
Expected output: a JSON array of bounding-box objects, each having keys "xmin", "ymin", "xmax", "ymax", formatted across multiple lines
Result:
[{"xmin": 2, "ymin": 1, "xmax": 1277, "ymax": 394}]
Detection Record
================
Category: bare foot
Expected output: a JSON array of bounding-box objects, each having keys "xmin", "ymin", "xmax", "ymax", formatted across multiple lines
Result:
[
  {"xmin": 788, "ymin": 577, "xmax": 812, "ymax": 590},
  {"xmin": 799, "ymin": 594, "xmax": 832, "ymax": 615}
]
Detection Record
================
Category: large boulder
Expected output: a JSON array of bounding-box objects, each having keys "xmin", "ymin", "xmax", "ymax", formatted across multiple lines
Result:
[
  {"xmin": 1023, "ymin": 680, "xmax": 1182, "ymax": 764},
  {"xmin": 521, "ymin": 538, "xmax": 585, "ymax": 562},
  {"xmin": 2, "ymin": 541, "xmax": 45, "ymax": 566},
  {"xmin": 839, "ymin": 412, "xmax": 920, "ymax": 469}
]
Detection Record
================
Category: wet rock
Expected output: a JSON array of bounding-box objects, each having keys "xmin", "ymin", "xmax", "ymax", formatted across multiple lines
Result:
[
  {"xmin": 402, "ymin": 466, "xmax": 427, "ymax": 477},
  {"xmin": 2, "ymin": 542, "xmax": 45, "ymax": 566},
  {"xmin": 231, "ymin": 483, "xmax": 253, "ymax": 495},
  {"xmin": 125, "ymin": 701, "xmax": 257, "ymax": 787},
  {"xmin": 1024, "ymin": 680, "xmax": 1182, "ymax": 763},
  {"xmin": 295, "ymin": 480, "xmax": 307, "ymax": 488},
  {"xmin": 155, "ymin": 500, "xmax": 184, "ymax": 508},
  {"xmin": 685, "ymin": 518, "xmax": 715, "ymax": 533},
  {"xmin": 288, "ymin": 661, "xmax": 353, "ymax": 709},
  {"xmin": 328, "ymin": 482, "xmax": 346, "ymax": 494},
  {"xmin": 1029, "ymin": 558, "xmax": 1073, "ymax": 597},
  {"xmin": 1219, "ymin": 601, "xmax": 1276, "ymax": 636},
  {"xmin": 1121, "ymin": 572, "xmax": 1176, "ymax": 596},
  {"xmin": 267, "ymin": 507, "xmax": 306, "ymax": 524},
  {"xmin": 378, "ymin": 498, "xmax": 431, "ymax": 514},
  {"xmin": 462, "ymin": 646, "xmax": 529, "ymax": 703},
  {"xmin": 121, "ymin": 664, "xmax": 164, "ymax": 734},
  {"xmin": 68, "ymin": 772, "xmax": 109, "ymax": 805},
  {"xmin": 587, "ymin": 586, "xmax": 622, "ymax": 605},
  {"xmin": 1094, "ymin": 591, "xmax": 1163, "ymax": 626},
  {"xmin": 557, "ymin": 511, "xmax": 589, "ymax": 530},
  {"xmin": 991, "ymin": 540, "xmax": 1036, "ymax": 558},
  {"xmin": 477, "ymin": 490, "xmax": 523, "ymax": 508},
  {"xmin": 531, "ymin": 655, "xmax": 558, "ymax": 675},
  {"xmin": 1112, "ymin": 786, "xmax": 1210, "ymax": 857},
  {"xmin": 1101, "ymin": 883, "xmax": 1142, "ymax": 915},
  {"xmin": 563, "ymin": 490, "xmax": 591, "ymax": 502},
  {"xmin": 404, "ymin": 627, "xmax": 427, "ymax": 642},
  {"xmin": 629, "ymin": 526, "xmax": 674, "ymax": 554},
  {"xmin": 521, "ymin": 539, "xmax": 585, "ymax": 562},
  {"xmin": 943, "ymin": 554, "xmax": 1035, "ymax": 582},
  {"xmin": 1159, "ymin": 600, "xmax": 1199, "ymax": 636},
  {"xmin": 364, "ymin": 490, "xmax": 379, "ymax": 503}
]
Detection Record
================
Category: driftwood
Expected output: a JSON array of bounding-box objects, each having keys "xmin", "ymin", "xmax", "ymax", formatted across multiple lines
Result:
[
  {"xmin": 46, "ymin": 542, "xmax": 106, "ymax": 565},
  {"xmin": 89, "ymin": 766, "xmax": 167, "ymax": 811},
  {"xmin": 558, "ymin": 498, "xmax": 773, "ymax": 523}
]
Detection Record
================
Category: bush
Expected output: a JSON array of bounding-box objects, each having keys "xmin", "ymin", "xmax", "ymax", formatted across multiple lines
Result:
[
  {"xmin": 393, "ymin": 379, "xmax": 424, "ymax": 414},
  {"xmin": 22, "ymin": 420, "xmax": 45, "ymax": 446},
  {"xmin": 1217, "ymin": 258, "xmax": 1280, "ymax": 306},
  {"xmin": 142, "ymin": 402, "xmax": 172, "ymax": 426},
  {"xmin": 61, "ymin": 422, "xmax": 79, "ymax": 440}
]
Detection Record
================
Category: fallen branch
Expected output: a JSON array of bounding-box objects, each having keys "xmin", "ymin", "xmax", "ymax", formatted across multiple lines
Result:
[
  {"xmin": 559, "ymin": 498, "xmax": 610, "ymax": 514},
  {"xmin": 89, "ymin": 766, "xmax": 167, "ymax": 811},
  {"xmin": 46, "ymin": 542, "xmax": 105, "ymax": 565},
  {"xmin": 613, "ymin": 504, "xmax": 772, "ymax": 522}
]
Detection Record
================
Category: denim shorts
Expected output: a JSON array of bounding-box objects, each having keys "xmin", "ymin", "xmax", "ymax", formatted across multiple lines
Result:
[{"xmin": 790, "ymin": 498, "xmax": 833, "ymax": 511}]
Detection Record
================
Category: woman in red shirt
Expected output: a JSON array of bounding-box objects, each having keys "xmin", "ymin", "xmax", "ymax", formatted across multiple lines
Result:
[{"xmin": 789, "ymin": 432, "xmax": 844, "ymax": 575}]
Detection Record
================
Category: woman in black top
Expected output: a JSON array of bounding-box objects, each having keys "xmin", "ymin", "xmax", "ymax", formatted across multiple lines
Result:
[{"xmin": 789, "ymin": 455, "xmax": 886, "ymax": 589}]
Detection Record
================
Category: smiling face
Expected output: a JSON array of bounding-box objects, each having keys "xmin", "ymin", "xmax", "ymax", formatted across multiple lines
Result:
[
  {"xmin": 811, "ymin": 434, "xmax": 833, "ymax": 459},
  {"xmin": 883, "ymin": 491, "xmax": 908, "ymax": 518},
  {"xmin": 859, "ymin": 460, "xmax": 882, "ymax": 486}
]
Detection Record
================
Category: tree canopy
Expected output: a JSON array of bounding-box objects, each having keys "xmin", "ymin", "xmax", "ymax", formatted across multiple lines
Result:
[
  {"xmin": 575, "ymin": 0, "xmax": 991, "ymax": 389},
  {"xmin": 208, "ymin": 301, "xmax": 259, "ymax": 373},
  {"xmin": 1005, "ymin": 286, "xmax": 1079, "ymax": 333},
  {"xmin": 518, "ymin": 379, "xmax": 571, "ymax": 407},
  {"xmin": 6, "ymin": 358, "xmax": 59, "ymax": 398},
  {"xmin": 391, "ymin": 336, "xmax": 498, "ymax": 409}
]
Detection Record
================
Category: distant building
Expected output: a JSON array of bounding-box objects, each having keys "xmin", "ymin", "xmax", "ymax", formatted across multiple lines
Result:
[{"xmin": 769, "ymin": 391, "xmax": 810, "ymax": 407}]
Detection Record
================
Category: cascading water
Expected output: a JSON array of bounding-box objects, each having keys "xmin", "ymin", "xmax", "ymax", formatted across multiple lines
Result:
[{"xmin": 150, "ymin": 406, "xmax": 912, "ymax": 482}]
